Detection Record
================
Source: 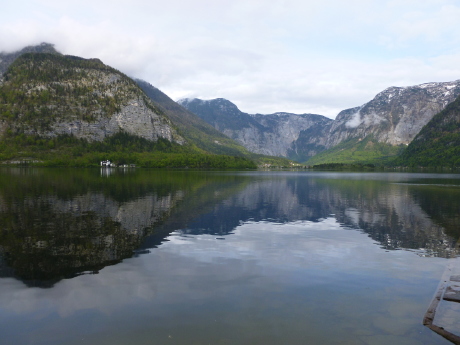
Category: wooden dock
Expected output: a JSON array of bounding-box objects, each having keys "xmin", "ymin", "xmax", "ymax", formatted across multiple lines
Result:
[{"xmin": 424, "ymin": 258, "xmax": 460, "ymax": 344}]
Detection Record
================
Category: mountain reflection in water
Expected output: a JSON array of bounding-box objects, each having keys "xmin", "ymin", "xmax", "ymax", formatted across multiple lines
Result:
[{"xmin": 0, "ymin": 169, "xmax": 458, "ymax": 288}]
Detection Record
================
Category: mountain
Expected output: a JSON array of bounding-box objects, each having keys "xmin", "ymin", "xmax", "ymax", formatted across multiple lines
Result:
[
  {"xmin": 0, "ymin": 52, "xmax": 183, "ymax": 144},
  {"xmin": 178, "ymin": 98, "xmax": 332, "ymax": 161},
  {"xmin": 181, "ymin": 80, "xmax": 460, "ymax": 165},
  {"xmin": 253, "ymin": 112, "xmax": 331, "ymax": 162},
  {"xmin": 307, "ymin": 80, "xmax": 460, "ymax": 165},
  {"xmin": 0, "ymin": 44, "xmax": 265, "ymax": 168},
  {"xmin": 0, "ymin": 42, "xmax": 59, "ymax": 77},
  {"xmin": 4, "ymin": 43, "xmax": 459, "ymax": 167},
  {"xmin": 135, "ymin": 80, "xmax": 250, "ymax": 157},
  {"xmin": 393, "ymin": 94, "xmax": 460, "ymax": 167},
  {"xmin": 326, "ymin": 80, "xmax": 460, "ymax": 147}
]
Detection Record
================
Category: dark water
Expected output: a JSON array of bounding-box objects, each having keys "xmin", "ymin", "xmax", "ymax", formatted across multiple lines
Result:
[{"xmin": 1, "ymin": 168, "xmax": 460, "ymax": 345}]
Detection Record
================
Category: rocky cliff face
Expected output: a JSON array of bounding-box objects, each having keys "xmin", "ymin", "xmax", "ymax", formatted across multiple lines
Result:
[
  {"xmin": 136, "ymin": 80, "xmax": 250, "ymax": 156},
  {"xmin": 178, "ymin": 98, "xmax": 332, "ymax": 160},
  {"xmin": 0, "ymin": 49, "xmax": 183, "ymax": 144},
  {"xmin": 252, "ymin": 113, "xmax": 332, "ymax": 158},
  {"xmin": 394, "ymin": 94, "xmax": 460, "ymax": 166},
  {"xmin": 180, "ymin": 80, "xmax": 460, "ymax": 163},
  {"xmin": 325, "ymin": 80, "xmax": 460, "ymax": 148},
  {"xmin": 47, "ymin": 95, "xmax": 181, "ymax": 143}
]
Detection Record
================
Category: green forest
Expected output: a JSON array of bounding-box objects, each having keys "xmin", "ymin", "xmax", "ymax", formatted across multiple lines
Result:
[{"xmin": 0, "ymin": 132, "xmax": 257, "ymax": 169}]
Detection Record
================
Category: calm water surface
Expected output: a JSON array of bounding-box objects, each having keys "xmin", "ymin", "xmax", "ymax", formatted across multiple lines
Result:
[{"xmin": 1, "ymin": 168, "xmax": 460, "ymax": 345}]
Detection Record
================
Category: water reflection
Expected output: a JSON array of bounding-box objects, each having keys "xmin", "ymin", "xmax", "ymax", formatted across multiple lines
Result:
[
  {"xmin": 175, "ymin": 174, "xmax": 459, "ymax": 257},
  {"xmin": 0, "ymin": 169, "xmax": 459, "ymax": 288},
  {"xmin": 0, "ymin": 168, "xmax": 249, "ymax": 287}
]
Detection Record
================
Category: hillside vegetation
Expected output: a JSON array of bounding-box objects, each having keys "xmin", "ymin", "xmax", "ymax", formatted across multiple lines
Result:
[
  {"xmin": 392, "ymin": 95, "xmax": 460, "ymax": 167},
  {"xmin": 0, "ymin": 52, "xmax": 259, "ymax": 168},
  {"xmin": 136, "ymin": 80, "xmax": 251, "ymax": 157},
  {"xmin": 0, "ymin": 131, "xmax": 257, "ymax": 169},
  {"xmin": 0, "ymin": 42, "xmax": 59, "ymax": 76},
  {"xmin": 305, "ymin": 136, "xmax": 403, "ymax": 166},
  {"xmin": 0, "ymin": 49, "xmax": 295, "ymax": 168},
  {"xmin": 0, "ymin": 53, "xmax": 148, "ymax": 129},
  {"xmin": 136, "ymin": 81, "xmax": 297, "ymax": 166}
]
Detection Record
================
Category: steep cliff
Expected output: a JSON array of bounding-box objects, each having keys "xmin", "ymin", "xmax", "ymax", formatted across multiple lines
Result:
[
  {"xmin": 307, "ymin": 80, "xmax": 460, "ymax": 164},
  {"xmin": 0, "ymin": 52, "xmax": 183, "ymax": 144},
  {"xmin": 326, "ymin": 80, "xmax": 460, "ymax": 148},
  {"xmin": 394, "ymin": 94, "xmax": 460, "ymax": 167},
  {"xmin": 178, "ymin": 98, "xmax": 332, "ymax": 161}
]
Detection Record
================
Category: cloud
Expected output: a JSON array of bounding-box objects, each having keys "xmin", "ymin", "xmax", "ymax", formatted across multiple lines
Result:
[
  {"xmin": 346, "ymin": 109, "xmax": 363, "ymax": 128},
  {"xmin": 1, "ymin": 0, "xmax": 460, "ymax": 118}
]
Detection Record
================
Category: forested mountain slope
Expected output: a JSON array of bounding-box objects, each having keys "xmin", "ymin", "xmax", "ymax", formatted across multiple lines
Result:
[
  {"xmin": 0, "ymin": 42, "xmax": 59, "ymax": 76},
  {"xmin": 0, "ymin": 44, "xmax": 258, "ymax": 168},
  {"xmin": 0, "ymin": 52, "xmax": 182, "ymax": 143},
  {"xmin": 393, "ymin": 95, "xmax": 460, "ymax": 167},
  {"xmin": 136, "ymin": 80, "xmax": 251, "ymax": 157}
]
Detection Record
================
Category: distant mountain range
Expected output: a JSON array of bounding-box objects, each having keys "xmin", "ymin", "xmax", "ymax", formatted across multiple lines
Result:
[
  {"xmin": 180, "ymin": 80, "xmax": 460, "ymax": 165},
  {"xmin": 177, "ymin": 98, "xmax": 332, "ymax": 161},
  {"xmin": 1, "ymin": 42, "xmax": 460, "ymax": 167}
]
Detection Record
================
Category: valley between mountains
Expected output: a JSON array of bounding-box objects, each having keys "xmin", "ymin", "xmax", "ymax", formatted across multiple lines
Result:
[
  {"xmin": 179, "ymin": 80, "xmax": 460, "ymax": 166},
  {"xmin": 1, "ymin": 42, "xmax": 460, "ymax": 168}
]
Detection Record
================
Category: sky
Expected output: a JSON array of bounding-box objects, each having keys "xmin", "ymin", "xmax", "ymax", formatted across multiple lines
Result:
[{"xmin": 1, "ymin": 0, "xmax": 460, "ymax": 118}]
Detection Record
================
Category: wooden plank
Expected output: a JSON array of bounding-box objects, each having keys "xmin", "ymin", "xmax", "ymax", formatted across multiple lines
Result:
[
  {"xmin": 424, "ymin": 278, "xmax": 450, "ymax": 325},
  {"xmin": 427, "ymin": 324, "xmax": 460, "ymax": 345},
  {"xmin": 424, "ymin": 259, "xmax": 460, "ymax": 344},
  {"xmin": 423, "ymin": 260, "xmax": 454, "ymax": 326},
  {"xmin": 444, "ymin": 285, "xmax": 460, "ymax": 303}
]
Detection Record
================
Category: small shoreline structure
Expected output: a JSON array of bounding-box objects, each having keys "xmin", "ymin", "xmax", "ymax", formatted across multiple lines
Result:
[
  {"xmin": 100, "ymin": 160, "xmax": 136, "ymax": 168},
  {"xmin": 100, "ymin": 160, "xmax": 136, "ymax": 177},
  {"xmin": 100, "ymin": 160, "xmax": 116, "ymax": 168}
]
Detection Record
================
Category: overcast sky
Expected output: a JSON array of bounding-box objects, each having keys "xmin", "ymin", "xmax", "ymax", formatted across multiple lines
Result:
[{"xmin": 1, "ymin": 0, "xmax": 460, "ymax": 118}]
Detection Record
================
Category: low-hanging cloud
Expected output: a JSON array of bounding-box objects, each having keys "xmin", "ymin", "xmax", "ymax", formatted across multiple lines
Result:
[{"xmin": 345, "ymin": 109, "xmax": 363, "ymax": 128}]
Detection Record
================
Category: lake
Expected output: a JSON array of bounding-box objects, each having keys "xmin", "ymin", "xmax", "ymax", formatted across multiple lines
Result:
[{"xmin": 0, "ymin": 168, "xmax": 459, "ymax": 345}]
